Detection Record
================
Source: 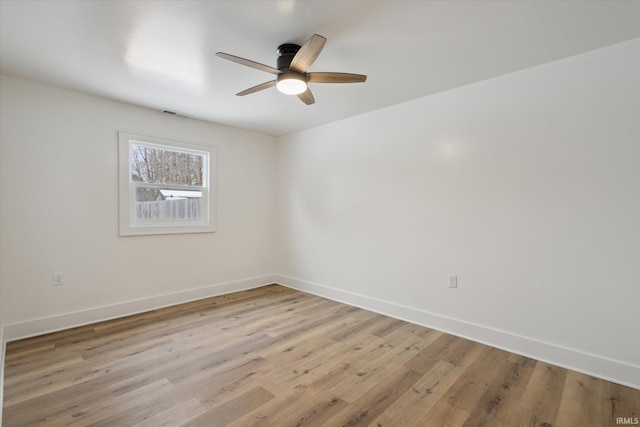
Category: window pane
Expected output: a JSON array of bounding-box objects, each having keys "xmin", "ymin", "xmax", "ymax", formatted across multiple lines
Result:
[
  {"xmin": 131, "ymin": 143, "xmax": 204, "ymax": 186},
  {"xmin": 135, "ymin": 186, "xmax": 203, "ymax": 221}
]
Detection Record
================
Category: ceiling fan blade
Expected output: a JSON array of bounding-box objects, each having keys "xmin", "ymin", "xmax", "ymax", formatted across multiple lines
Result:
[
  {"xmin": 289, "ymin": 34, "xmax": 327, "ymax": 73},
  {"xmin": 308, "ymin": 72, "xmax": 367, "ymax": 84},
  {"xmin": 297, "ymin": 88, "xmax": 315, "ymax": 105},
  {"xmin": 236, "ymin": 80, "xmax": 276, "ymax": 96},
  {"xmin": 216, "ymin": 52, "xmax": 280, "ymax": 75}
]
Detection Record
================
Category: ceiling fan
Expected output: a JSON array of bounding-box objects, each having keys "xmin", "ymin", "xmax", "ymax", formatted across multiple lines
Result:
[{"xmin": 216, "ymin": 34, "xmax": 367, "ymax": 105}]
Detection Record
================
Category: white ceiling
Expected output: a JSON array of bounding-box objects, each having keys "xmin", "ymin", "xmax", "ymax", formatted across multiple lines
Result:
[{"xmin": 1, "ymin": 1, "xmax": 639, "ymax": 136}]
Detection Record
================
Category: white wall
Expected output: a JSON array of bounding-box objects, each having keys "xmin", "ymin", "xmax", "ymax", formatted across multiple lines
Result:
[
  {"xmin": 0, "ymin": 75, "xmax": 277, "ymax": 338},
  {"xmin": 276, "ymin": 39, "xmax": 640, "ymax": 388}
]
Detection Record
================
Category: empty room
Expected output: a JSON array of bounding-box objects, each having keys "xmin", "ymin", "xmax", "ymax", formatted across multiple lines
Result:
[{"xmin": 1, "ymin": 1, "xmax": 639, "ymax": 426}]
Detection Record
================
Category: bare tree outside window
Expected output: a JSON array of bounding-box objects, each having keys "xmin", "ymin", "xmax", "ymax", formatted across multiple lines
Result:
[{"xmin": 131, "ymin": 144, "xmax": 203, "ymax": 186}]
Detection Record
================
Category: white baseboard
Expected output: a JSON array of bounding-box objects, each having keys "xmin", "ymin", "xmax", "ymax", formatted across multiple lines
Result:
[
  {"xmin": 275, "ymin": 274, "xmax": 640, "ymax": 390},
  {"xmin": 2, "ymin": 275, "xmax": 278, "ymax": 343}
]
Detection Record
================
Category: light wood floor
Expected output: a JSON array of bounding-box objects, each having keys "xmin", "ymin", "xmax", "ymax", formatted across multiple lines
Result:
[{"xmin": 3, "ymin": 285, "xmax": 639, "ymax": 426}]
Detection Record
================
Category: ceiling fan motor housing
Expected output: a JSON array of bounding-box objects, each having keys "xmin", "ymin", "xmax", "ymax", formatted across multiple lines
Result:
[{"xmin": 277, "ymin": 44, "xmax": 301, "ymax": 70}]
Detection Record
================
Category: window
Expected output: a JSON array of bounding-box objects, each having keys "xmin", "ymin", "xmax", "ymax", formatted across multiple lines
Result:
[{"xmin": 119, "ymin": 131, "xmax": 215, "ymax": 236}]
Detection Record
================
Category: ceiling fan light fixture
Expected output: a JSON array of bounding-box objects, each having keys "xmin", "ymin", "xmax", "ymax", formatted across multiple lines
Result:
[{"xmin": 276, "ymin": 73, "xmax": 307, "ymax": 95}]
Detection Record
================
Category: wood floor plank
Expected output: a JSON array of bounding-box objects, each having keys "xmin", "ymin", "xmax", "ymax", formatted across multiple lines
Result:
[
  {"xmin": 519, "ymin": 361, "xmax": 569, "ymax": 425},
  {"xmin": 330, "ymin": 334, "xmax": 425, "ymax": 402},
  {"xmin": 555, "ymin": 370, "xmax": 602, "ymax": 427},
  {"xmin": 3, "ymin": 353, "xmax": 84, "ymax": 387},
  {"xmin": 460, "ymin": 357, "xmax": 535, "ymax": 426},
  {"xmin": 324, "ymin": 365, "xmax": 423, "ymax": 426},
  {"xmin": 601, "ymin": 380, "xmax": 640, "ymax": 426},
  {"xmin": 410, "ymin": 399, "xmax": 470, "ymax": 427},
  {"xmin": 227, "ymin": 389, "xmax": 347, "ymax": 427},
  {"xmin": 370, "ymin": 317, "xmax": 408, "ymax": 338},
  {"xmin": 328, "ymin": 312, "xmax": 389, "ymax": 341},
  {"xmin": 3, "ymin": 285, "xmax": 639, "ymax": 426},
  {"xmin": 173, "ymin": 357, "xmax": 270, "ymax": 409},
  {"xmin": 254, "ymin": 336, "xmax": 357, "ymax": 396},
  {"xmin": 88, "ymin": 391, "xmax": 205, "ymax": 427},
  {"xmin": 55, "ymin": 378, "xmax": 176, "ymax": 426},
  {"xmin": 369, "ymin": 360, "xmax": 464, "ymax": 426},
  {"xmin": 183, "ymin": 386, "xmax": 275, "ymax": 427},
  {"xmin": 439, "ymin": 347, "xmax": 509, "ymax": 415},
  {"xmin": 132, "ymin": 397, "xmax": 206, "ymax": 427},
  {"xmin": 3, "ymin": 362, "xmax": 108, "ymax": 407},
  {"xmin": 403, "ymin": 333, "xmax": 463, "ymax": 374}
]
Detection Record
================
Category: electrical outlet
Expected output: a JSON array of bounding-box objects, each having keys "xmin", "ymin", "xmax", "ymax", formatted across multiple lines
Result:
[
  {"xmin": 448, "ymin": 274, "xmax": 457, "ymax": 288},
  {"xmin": 284, "ymin": 250, "xmax": 288, "ymax": 259},
  {"xmin": 53, "ymin": 272, "xmax": 64, "ymax": 286}
]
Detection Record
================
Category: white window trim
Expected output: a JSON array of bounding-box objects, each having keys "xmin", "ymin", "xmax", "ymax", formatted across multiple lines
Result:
[{"xmin": 118, "ymin": 131, "xmax": 216, "ymax": 236}]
